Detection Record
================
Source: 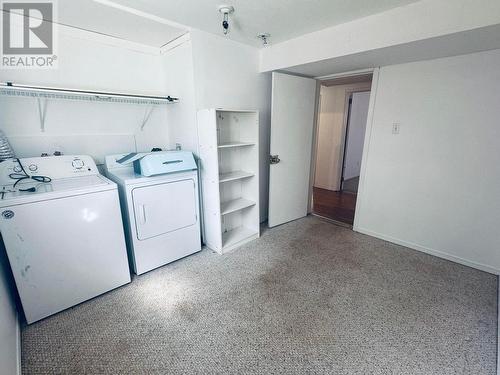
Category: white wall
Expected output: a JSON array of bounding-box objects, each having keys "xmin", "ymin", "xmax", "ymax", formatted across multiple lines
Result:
[
  {"xmin": 1, "ymin": 22, "xmax": 271, "ymax": 212},
  {"xmin": 0, "ymin": 248, "xmax": 20, "ymax": 375},
  {"xmin": 161, "ymin": 39, "xmax": 198, "ymax": 153},
  {"xmin": 1, "ymin": 23, "xmax": 271, "ymax": 219},
  {"xmin": 0, "ymin": 24, "xmax": 170, "ymax": 164},
  {"xmin": 355, "ymin": 48, "xmax": 500, "ymax": 274},
  {"xmin": 190, "ymin": 30, "xmax": 272, "ymax": 222},
  {"xmin": 160, "ymin": 30, "xmax": 272, "ymax": 221},
  {"xmin": 344, "ymin": 91, "xmax": 370, "ymax": 180},
  {"xmin": 260, "ymin": 0, "xmax": 500, "ymax": 73}
]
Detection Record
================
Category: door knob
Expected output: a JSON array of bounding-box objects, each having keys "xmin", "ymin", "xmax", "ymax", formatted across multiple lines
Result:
[{"xmin": 270, "ymin": 155, "xmax": 280, "ymax": 164}]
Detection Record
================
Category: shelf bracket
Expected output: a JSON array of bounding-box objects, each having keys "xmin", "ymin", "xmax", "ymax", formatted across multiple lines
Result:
[
  {"xmin": 37, "ymin": 97, "xmax": 48, "ymax": 132},
  {"xmin": 140, "ymin": 105, "xmax": 155, "ymax": 131}
]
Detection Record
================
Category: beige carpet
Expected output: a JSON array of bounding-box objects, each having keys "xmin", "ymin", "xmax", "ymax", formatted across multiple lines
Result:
[{"xmin": 21, "ymin": 216, "xmax": 498, "ymax": 374}]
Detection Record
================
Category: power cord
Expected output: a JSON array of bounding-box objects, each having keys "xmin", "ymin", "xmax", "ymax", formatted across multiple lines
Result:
[{"xmin": 8, "ymin": 158, "xmax": 52, "ymax": 192}]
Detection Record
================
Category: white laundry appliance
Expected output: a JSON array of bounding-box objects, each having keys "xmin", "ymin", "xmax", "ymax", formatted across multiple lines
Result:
[
  {"xmin": 0, "ymin": 155, "xmax": 131, "ymax": 324},
  {"xmin": 104, "ymin": 151, "xmax": 201, "ymax": 275}
]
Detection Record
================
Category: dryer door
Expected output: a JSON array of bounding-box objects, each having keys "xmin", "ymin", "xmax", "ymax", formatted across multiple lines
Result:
[{"xmin": 132, "ymin": 179, "xmax": 197, "ymax": 240}]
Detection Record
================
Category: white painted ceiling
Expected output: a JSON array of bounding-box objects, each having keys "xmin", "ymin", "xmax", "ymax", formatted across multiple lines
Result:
[
  {"xmin": 58, "ymin": 1, "xmax": 187, "ymax": 48},
  {"xmin": 59, "ymin": 0, "xmax": 421, "ymax": 47}
]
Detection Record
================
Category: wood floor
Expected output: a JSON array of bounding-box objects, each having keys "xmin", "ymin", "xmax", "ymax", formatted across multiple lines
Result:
[{"xmin": 312, "ymin": 187, "xmax": 357, "ymax": 225}]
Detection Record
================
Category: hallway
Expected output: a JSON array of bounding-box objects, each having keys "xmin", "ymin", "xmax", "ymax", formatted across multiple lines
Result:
[{"xmin": 312, "ymin": 187, "xmax": 357, "ymax": 225}]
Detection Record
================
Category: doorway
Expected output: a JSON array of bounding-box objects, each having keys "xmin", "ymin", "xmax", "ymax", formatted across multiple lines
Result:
[{"xmin": 311, "ymin": 74, "xmax": 372, "ymax": 225}]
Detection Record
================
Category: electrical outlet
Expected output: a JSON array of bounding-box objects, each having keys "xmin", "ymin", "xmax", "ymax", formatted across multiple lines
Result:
[{"xmin": 392, "ymin": 123, "xmax": 400, "ymax": 135}]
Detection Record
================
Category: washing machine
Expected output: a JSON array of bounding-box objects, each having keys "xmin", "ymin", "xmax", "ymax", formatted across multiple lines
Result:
[
  {"xmin": 104, "ymin": 151, "xmax": 201, "ymax": 275},
  {"xmin": 0, "ymin": 155, "xmax": 131, "ymax": 324}
]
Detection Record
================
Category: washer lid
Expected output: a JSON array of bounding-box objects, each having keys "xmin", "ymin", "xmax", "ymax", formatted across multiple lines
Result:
[{"xmin": 0, "ymin": 175, "xmax": 115, "ymax": 205}]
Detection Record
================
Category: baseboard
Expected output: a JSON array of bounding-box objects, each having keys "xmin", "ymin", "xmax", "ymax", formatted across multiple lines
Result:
[
  {"xmin": 497, "ymin": 282, "xmax": 499, "ymax": 375},
  {"xmin": 353, "ymin": 226, "xmax": 500, "ymax": 275}
]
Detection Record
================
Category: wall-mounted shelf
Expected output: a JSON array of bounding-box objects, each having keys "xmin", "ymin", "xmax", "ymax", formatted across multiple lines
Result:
[
  {"xmin": 0, "ymin": 82, "xmax": 178, "ymax": 105},
  {"xmin": 0, "ymin": 82, "xmax": 178, "ymax": 132}
]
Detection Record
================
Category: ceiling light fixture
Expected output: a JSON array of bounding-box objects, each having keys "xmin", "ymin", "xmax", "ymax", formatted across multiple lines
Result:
[
  {"xmin": 218, "ymin": 5, "xmax": 234, "ymax": 35},
  {"xmin": 257, "ymin": 33, "xmax": 271, "ymax": 46}
]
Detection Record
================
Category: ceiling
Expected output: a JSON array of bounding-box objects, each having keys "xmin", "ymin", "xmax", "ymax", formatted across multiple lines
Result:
[
  {"xmin": 57, "ymin": 0, "xmax": 421, "ymax": 47},
  {"xmin": 57, "ymin": 1, "xmax": 187, "ymax": 48},
  {"xmin": 282, "ymin": 24, "xmax": 500, "ymax": 78}
]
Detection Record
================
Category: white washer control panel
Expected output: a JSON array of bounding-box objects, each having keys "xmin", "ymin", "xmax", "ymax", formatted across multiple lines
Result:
[{"xmin": 0, "ymin": 155, "xmax": 99, "ymax": 186}]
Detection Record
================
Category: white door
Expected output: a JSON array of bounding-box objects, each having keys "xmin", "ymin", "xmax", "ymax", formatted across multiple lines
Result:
[
  {"xmin": 132, "ymin": 179, "xmax": 197, "ymax": 240},
  {"xmin": 343, "ymin": 91, "xmax": 370, "ymax": 181},
  {"xmin": 268, "ymin": 72, "xmax": 317, "ymax": 227}
]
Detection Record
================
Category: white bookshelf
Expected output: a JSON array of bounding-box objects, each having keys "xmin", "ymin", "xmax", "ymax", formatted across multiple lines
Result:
[
  {"xmin": 221, "ymin": 198, "xmax": 256, "ymax": 215},
  {"xmin": 219, "ymin": 170, "xmax": 254, "ymax": 183},
  {"xmin": 197, "ymin": 109, "xmax": 260, "ymax": 254}
]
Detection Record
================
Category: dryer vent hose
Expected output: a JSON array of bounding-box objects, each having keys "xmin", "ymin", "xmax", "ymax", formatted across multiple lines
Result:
[{"xmin": 0, "ymin": 130, "xmax": 15, "ymax": 162}]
